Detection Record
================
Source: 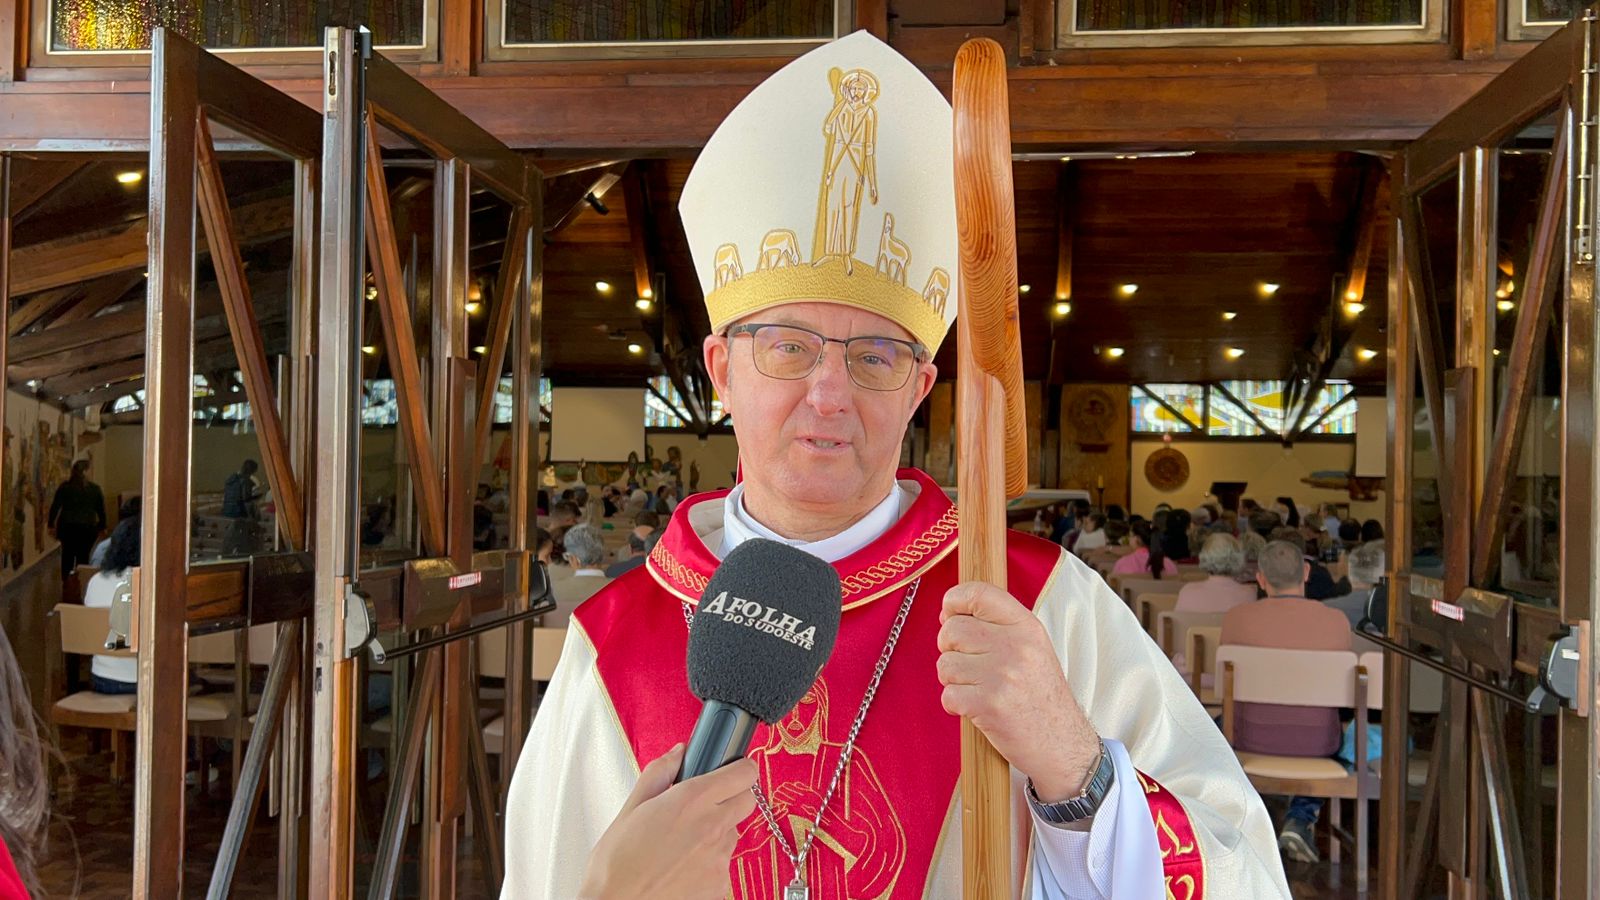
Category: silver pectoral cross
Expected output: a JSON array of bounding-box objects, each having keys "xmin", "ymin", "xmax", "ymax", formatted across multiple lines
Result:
[{"xmin": 783, "ymin": 878, "xmax": 809, "ymax": 900}]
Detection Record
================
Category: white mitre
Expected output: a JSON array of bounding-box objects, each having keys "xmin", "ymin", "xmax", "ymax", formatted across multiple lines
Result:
[{"xmin": 679, "ymin": 30, "xmax": 958, "ymax": 352}]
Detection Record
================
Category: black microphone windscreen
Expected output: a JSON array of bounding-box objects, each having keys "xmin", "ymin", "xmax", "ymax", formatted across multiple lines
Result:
[{"xmin": 686, "ymin": 539, "xmax": 842, "ymax": 724}]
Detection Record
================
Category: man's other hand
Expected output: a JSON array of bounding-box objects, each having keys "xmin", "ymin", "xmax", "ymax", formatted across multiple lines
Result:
[{"xmin": 579, "ymin": 743, "xmax": 757, "ymax": 900}]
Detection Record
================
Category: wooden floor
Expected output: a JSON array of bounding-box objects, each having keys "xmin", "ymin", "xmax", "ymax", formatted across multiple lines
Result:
[{"xmin": 33, "ymin": 749, "xmax": 1380, "ymax": 898}]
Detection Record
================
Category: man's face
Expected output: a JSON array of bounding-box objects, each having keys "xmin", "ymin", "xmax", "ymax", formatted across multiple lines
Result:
[{"xmin": 704, "ymin": 302, "xmax": 937, "ymax": 513}]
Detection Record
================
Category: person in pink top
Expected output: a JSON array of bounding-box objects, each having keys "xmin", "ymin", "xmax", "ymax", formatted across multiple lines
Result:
[
  {"xmin": 1220, "ymin": 540, "xmax": 1354, "ymax": 865},
  {"xmin": 1176, "ymin": 533, "xmax": 1257, "ymax": 613},
  {"xmin": 1110, "ymin": 519, "xmax": 1177, "ymax": 577}
]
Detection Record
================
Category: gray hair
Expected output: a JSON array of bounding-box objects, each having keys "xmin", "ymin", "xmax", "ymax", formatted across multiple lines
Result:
[
  {"xmin": 563, "ymin": 523, "xmax": 607, "ymax": 567},
  {"xmin": 1197, "ymin": 532, "xmax": 1244, "ymax": 576},
  {"xmin": 1348, "ymin": 539, "xmax": 1386, "ymax": 587},
  {"xmin": 1257, "ymin": 540, "xmax": 1308, "ymax": 593},
  {"xmin": 1239, "ymin": 531, "xmax": 1266, "ymax": 563}
]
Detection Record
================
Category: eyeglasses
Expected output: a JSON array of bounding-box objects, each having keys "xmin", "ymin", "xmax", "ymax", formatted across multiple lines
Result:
[{"xmin": 727, "ymin": 323, "xmax": 927, "ymax": 392}]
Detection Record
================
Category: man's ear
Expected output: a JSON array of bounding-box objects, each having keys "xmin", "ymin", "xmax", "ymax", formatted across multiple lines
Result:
[{"xmin": 704, "ymin": 333, "xmax": 733, "ymax": 416}]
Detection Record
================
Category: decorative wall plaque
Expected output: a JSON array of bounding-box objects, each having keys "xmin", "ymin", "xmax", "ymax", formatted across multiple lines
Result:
[
  {"xmin": 1068, "ymin": 388, "xmax": 1116, "ymax": 451},
  {"xmin": 1145, "ymin": 447, "xmax": 1190, "ymax": 491}
]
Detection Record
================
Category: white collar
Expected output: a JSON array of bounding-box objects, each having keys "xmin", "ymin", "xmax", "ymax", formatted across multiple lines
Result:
[
  {"xmin": 573, "ymin": 568, "xmax": 606, "ymax": 577},
  {"xmin": 719, "ymin": 483, "xmax": 906, "ymax": 563}
]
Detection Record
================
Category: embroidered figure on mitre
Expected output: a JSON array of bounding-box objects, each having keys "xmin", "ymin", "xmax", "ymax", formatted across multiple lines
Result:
[{"xmin": 814, "ymin": 67, "xmax": 881, "ymax": 273}]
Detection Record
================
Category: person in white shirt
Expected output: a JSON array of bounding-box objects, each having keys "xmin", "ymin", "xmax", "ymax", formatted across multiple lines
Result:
[
  {"xmin": 1071, "ymin": 512, "xmax": 1108, "ymax": 554},
  {"xmin": 82, "ymin": 514, "xmax": 140, "ymax": 694}
]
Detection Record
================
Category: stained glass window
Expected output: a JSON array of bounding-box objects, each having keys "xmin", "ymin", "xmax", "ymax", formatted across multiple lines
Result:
[
  {"xmin": 1302, "ymin": 382, "xmax": 1357, "ymax": 434},
  {"xmin": 50, "ymin": 0, "xmax": 427, "ymax": 52},
  {"xmin": 502, "ymin": 0, "xmax": 836, "ymax": 45},
  {"xmin": 1130, "ymin": 384, "xmax": 1203, "ymax": 433},
  {"xmin": 361, "ymin": 380, "xmax": 399, "ymax": 426},
  {"xmin": 1070, "ymin": 0, "xmax": 1424, "ymax": 31},
  {"xmin": 1211, "ymin": 381, "xmax": 1286, "ymax": 435}
]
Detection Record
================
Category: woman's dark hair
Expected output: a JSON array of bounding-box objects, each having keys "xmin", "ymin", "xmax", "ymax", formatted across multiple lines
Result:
[
  {"xmin": 106, "ymin": 514, "xmax": 140, "ymax": 574},
  {"xmin": 1164, "ymin": 509, "xmax": 1192, "ymax": 560},
  {"xmin": 1104, "ymin": 520, "xmax": 1130, "ymax": 542},
  {"xmin": 1132, "ymin": 520, "xmax": 1166, "ymax": 578},
  {"xmin": 117, "ymin": 495, "xmax": 141, "ymax": 521},
  {"xmin": 1105, "ymin": 504, "xmax": 1127, "ymax": 522},
  {"xmin": 1361, "ymin": 519, "xmax": 1386, "ymax": 543},
  {"xmin": 69, "ymin": 459, "xmax": 90, "ymax": 486},
  {"xmin": 1276, "ymin": 496, "xmax": 1300, "ymax": 528},
  {"xmin": 0, "ymin": 620, "xmax": 62, "ymax": 897},
  {"xmin": 1339, "ymin": 519, "xmax": 1362, "ymax": 543}
]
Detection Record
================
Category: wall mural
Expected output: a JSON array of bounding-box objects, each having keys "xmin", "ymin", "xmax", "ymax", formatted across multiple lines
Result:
[{"xmin": 1, "ymin": 392, "xmax": 89, "ymax": 583}]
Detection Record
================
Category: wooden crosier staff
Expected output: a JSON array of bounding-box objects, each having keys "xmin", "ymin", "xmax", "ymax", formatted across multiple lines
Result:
[{"xmin": 953, "ymin": 37, "xmax": 1030, "ymax": 900}]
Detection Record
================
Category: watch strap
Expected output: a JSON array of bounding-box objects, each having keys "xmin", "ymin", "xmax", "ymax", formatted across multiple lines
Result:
[{"xmin": 1026, "ymin": 739, "xmax": 1116, "ymax": 825}]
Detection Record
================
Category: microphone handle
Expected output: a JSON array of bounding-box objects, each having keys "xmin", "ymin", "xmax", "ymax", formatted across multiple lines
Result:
[{"xmin": 676, "ymin": 700, "xmax": 760, "ymax": 782}]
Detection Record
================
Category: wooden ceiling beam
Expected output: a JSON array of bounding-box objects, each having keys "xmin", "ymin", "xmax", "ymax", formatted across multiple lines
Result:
[
  {"xmin": 44, "ymin": 272, "xmax": 145, "ymax": 331},
  {"xmin": 1287, "ymin": 163, "xmax": 1382, "ymax": 438},
  {"xmin": 1054, "ymin": 163, "xmax": 1075, "ymax": 305},
  {"xmin": 8, "ymin": 285, "xmax": 79, "ymax": 335},
  {"xmin": 622, "ymin": 165, "xmax": 655, "ymax": 304},
  {"xmin": 542, "ymin": 164, "xmax": 625, "ymax": 237},
  {"xmin": 63, "ymin": 377, "xmax": 144, "ymax": 411},
  {"xmin": 474, "ymin": 204, "xmax": 531, "ymax": 467},
  {"xmin": 11, "ymin": 157, "xmax": 90, "ymax": 221},
  {"xmin": 11, "ymin": 194, "xmax": 293, "ymax": 296}
]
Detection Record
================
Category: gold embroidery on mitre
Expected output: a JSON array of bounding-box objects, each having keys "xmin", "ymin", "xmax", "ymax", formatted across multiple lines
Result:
[
  {"xmin": 874, "ymin": 213, "xmax": 910, "ymax": 285},
  {"xmin": 714, "ymin": 244, "xmax": 744, "ymax": 289},
  {"xmin": 704, "ymin": 61, "xmax": 954, "ymax": 352},
  {"xmin": 1155, "ymin": 810, "xmax": 1197, "ymax": 859},
  {"xmin": 814, "ymin": 67, "xmax": 880, "ymax": 266},
  {"xmin": 1166, "ymin": 874, "xmax": 1198, "ymax": 900}
]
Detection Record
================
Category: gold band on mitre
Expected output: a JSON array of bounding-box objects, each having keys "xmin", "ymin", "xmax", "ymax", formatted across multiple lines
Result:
[{"xmin": 706, "ymin": 256, "xmax": 952, "ymax": 351}]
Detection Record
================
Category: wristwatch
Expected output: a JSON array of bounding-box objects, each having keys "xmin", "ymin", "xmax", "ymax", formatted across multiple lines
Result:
[{"xmin": 1026, "ymin": 739, "xmax": 1116, "ymax": 825}]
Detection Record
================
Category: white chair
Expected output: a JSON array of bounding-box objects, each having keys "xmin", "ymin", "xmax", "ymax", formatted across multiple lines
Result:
[
  {"xmin": 1133, "ymin": 593, "xmax": 1180, "ymax": 642},
  {"xmin": 51, "ymin": 604, "xmax": 138, "ymax": 784},
  {"xmin": 481, "ymin": 626, "xmax": 566, "ymax": 757},
  {"xmin": 1217, "ymin": 645, "xmax": 1379, "ymax": 893}
]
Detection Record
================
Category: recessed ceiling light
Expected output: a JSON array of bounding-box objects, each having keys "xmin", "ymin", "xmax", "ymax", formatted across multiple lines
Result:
[
  {"xmin": 467, "ymin": 284, "xmax": 482, "ymax": 302},
  {"xmin": 366, "ymin": 286, "xmax": 378, "ymax": 300},
  {"xmin": 1019, "ymin": 284, "xmax": 1031, "ymax": 294},
  {"xmin": 635, "ymin": 298, "xmax": 653, "ymax": 311},
  {"xmin": 1106, "ymin": 346, "xmax": 1125, "ymax": 358},
  {"xmin": 116, "ymin": 170, "xmax": 143, "ymax": 185},
  {"xmin": 1343, "ymin": 301, "xmax": 1365, "ymax": 317},
  {"xmin": 595, "ymin": 281, "xmax": 612, "ymax": 294},
  {"xmin": 361, "ymin": 345, "xmax": 377, "ymax": 356},
  {"xmin": 1118, "ymin": 284, "xmax": 1138, "ymax": 297},
  {"xmin": 1493, "ymin": 348, "xmax": 1502, "ymax": 356},
  {"xmin": 641, "ymin": 287, "xmax": 654, "ymax": 299},
  {"xmin": 1225, "ymin": 347, "xmax": 1245, "ymax": 359},
  {"xmin": 627, "ymin": 343, "xmax": 643, "ymax": 355},
  {"xmin": 1344, "ymin": 289, "xmax": 1360, "ymax": 301},
  {"xmin": 142, "ymin": 270, "xmax": 150, "ymax": 278},
  {"xmin": 1497, "ymin": 299, "xmax": 1515, "ymax": 312},
  {"xmin": 463, "ymin": 301, "xmax": 482, "ymax": 315},
  {"xmin": 1260, "ymin": 282, "xmax": 1280, "ymax": 296},
  {"xmin": 1358, "ymin": 348, "xmax": 1378, "ymax": 361},
  {"xmin": 1221, "ymin": 310, "xmax": 1238, "ymax": 321},
  {"xmin": 1053, "ymin": 301, "xmax": 1072, "ymax": 317}
]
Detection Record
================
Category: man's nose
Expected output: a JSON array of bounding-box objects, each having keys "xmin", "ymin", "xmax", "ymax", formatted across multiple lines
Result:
[{"xmin": 805, "ymin": 345, "xmax": 852, "ymax": 414}]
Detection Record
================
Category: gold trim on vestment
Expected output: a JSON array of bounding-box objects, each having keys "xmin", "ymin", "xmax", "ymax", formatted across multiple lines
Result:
[
  {"xmin": 572, "ymin": 619, "xmax": 641, "ymax": 778},
  {"xmin": 647, "ymin": 505, "xmax": 959, "ymax": 611}
]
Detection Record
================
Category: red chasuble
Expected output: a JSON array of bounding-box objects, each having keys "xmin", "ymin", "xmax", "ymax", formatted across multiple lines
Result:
[{"xmin": 572, "ymin": 468, "xmax": 1205, "ymax": 899}]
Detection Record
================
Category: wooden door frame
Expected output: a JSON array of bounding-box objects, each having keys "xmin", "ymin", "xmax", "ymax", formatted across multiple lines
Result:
[
  {"xmin": 1385, "ymin": 11, "xmax": 1594, "ymax": 899},
  {"xmin": 311, "ymin": 27, "xmax": 541, "ymax": 899},
  {"xmin": 140, "ymin": 29, "xmax": 322, "ymax": 899}
]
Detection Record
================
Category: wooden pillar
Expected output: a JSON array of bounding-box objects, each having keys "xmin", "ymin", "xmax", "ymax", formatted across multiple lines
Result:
[
  {"xmin": 926, "ymin": 382, "xmax": 954, "ymax": 485},
  {"xmin": 134, "ymin": 32, "xmax": 197, "ymax": 899}
]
